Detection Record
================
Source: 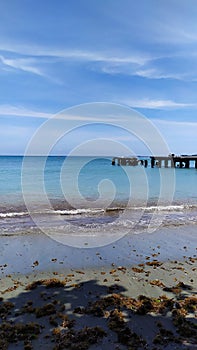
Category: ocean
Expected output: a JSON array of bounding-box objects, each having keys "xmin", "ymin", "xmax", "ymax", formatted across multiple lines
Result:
[{"xmin": 0, "ymin": 155, "xmax": 197, "ymax": 247}]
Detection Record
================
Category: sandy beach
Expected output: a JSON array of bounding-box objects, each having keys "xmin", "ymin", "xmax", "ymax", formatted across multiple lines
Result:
[
  {"xmin": 0, "ymin": 225, "xmax": 197, "ymax": 349},
  {"xmin": 2, "ymin": 0, "xmax": 197, "ymax": 348}
]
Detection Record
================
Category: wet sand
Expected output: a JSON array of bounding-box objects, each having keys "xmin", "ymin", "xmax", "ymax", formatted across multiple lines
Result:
[{"xmin": 0, "ymin": 224, "xmax": 197, "ymax": 275}]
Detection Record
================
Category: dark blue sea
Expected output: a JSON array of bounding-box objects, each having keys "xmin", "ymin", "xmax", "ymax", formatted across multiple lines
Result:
[{"xmin": 0, "ymin": 155, "xmax": 197, "ymax": 245}]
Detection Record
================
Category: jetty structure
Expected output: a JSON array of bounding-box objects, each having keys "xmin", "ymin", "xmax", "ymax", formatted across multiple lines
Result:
[
  {"xmin": 112, "ymin": 154, "xmax": 197, "ymax": 169},
  {"xmin": 112, "ymin": 156, "xmax": 148, "ymax": 167}
]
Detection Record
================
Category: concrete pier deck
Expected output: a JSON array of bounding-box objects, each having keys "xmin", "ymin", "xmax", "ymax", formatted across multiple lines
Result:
[
  {"xmin": 112, "ymin": 154, "xmax": 197, "ymax": 168},
  {"xmin": 150, "ymin": 155, "xmax": 197, "ymax": 168}
]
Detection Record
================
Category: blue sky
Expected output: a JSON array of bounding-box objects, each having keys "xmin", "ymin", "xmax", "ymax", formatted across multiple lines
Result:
[{"xmin": 0, "ymin": 0, "xmax": 197, "ymax": 155}]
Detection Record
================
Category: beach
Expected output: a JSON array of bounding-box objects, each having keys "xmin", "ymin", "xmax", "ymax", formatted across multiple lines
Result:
[
  {"xmin": 0, "ymin": 225, "xmax": 197, "ymax": 349},
  {"xmin": 2, "ymin": 0, "xmax": 197, "ymax": 348},
  {"xmin": 0, "ymin": 156, "xmax": 197, "ymax": 349}
]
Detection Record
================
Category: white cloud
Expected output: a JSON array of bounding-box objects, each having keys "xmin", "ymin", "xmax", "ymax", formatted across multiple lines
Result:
[
  {"xmin": 0, "ymin": 105, "xmax": 53, "ymax": 119},
  {"xmin": 58, "ymin": 50, "xmax": 149, "ymax": 65},
  {"xmin": 153, "ymin": 118, "xmax": 197, "ymax": 128},
  {"xmin": 0, "ymin": 104, "xmax": 123, "ymax": 122},
  {"xmin": 0, "ymin": 100, "xmax": 194, "ymax": 124},
  {"xmin": 154, "ymin": 23, "xmax": 197, "ymax": 45},
  {"xmin": 1, "ymin": 42, "xmax": 196, "ymax": 84},
  {"xmin": 0, "ymin": 42, "xmax": 151, "ymax": 66},
  {"xmin": 125, "ymin": 98, "xmax": 194, "ymax": 110},
  {"xmin": 134, "ymin": 68, "xmax": 188, "ymax": 81},
  {"xmin": 0, "ymin": 43, "xmax": 155, "ymax": 81},
  {"xmin": 0, "ymin": 55, "xmax": 46, "ymax": 77}
]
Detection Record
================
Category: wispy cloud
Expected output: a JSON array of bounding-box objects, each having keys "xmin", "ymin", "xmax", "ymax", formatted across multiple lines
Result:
[
  {"xmin": 0, "ymin": 43, "xmax": 154, "ymax": 82},
  {"xmin": 153, "ymin": 22, "xmax": 197, "ymax": 45},
  {"xmin": 0, "ymin": 55, "xmax": 46, "ymax": 77},
  {"xmin": 125, "ymin": 99, "xmax": 194, "ymax": 110},
  {"xmin": 56, "ymin": 50, "xmax": 149, "ymax": 66},
  {"xmin": 1, "ymin": 42, "xmax": 196, "ymax": 84},
  {"xmin": 0, "ymin": 105, "xmax": 53, "ymax": 119},
  {"xmin": 134, "ymin": 68, "xmax": 188, "ymax": 81},
  {"xmin": 0, "ymin": 42, "xmax": 151, "ymax": 65},
  {"xmin": 0, "ymin": 104, "xmax": 123, "ymax": 122},
  {"xmin": 0, "ymin": 100, "xmax": 194, "ymax": 123},
  {"xmin": 153, "ymin": 118, "xmax": 197, "ymax": 128}
]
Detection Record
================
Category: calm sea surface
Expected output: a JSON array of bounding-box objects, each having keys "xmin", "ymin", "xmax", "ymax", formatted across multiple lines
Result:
[{"xmin": 0, "ymin": 155, "xmax": 197, "ymax": 237}]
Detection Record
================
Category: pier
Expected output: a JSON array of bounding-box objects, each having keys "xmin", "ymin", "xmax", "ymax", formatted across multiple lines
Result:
[
  {"xmin": 112, "ymin": 154, "xmax": 197, "ymax": 168},
  {"xmin": 150, "ymin": 155, "xmax": 197, "ymax": 168},
  {"xmin": 112, "ymin": 157, "xmax": 148, "ymax": 167}
]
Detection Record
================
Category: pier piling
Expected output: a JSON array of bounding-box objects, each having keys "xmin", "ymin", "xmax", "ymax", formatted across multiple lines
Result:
[{"xmin": 112, "ymin": 154, "xmax": 197, "ymax": 169}]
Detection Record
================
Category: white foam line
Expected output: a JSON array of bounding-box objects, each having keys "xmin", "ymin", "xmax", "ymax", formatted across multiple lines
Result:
[
  {"xmin": 0, "ymin": 212, "xmax": 27, "ymax": 218},
  {"xmin": 54, "ymin": 208, "xmax": 105, "ymax": 215}
]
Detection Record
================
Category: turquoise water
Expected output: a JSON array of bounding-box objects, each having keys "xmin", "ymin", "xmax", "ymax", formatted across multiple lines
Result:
[{"xmin": 0, "ymin": 156, "xmax": 197, "ymax": 236}]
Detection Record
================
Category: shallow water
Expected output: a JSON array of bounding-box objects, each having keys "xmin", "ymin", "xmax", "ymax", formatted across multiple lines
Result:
[{"xmin": 0, "ymin": 156, "xmax": 197, "ymax": 240}]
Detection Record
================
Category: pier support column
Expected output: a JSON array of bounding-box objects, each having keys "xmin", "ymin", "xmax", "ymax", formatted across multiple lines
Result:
[
  {"xmin": 164, "ymin": 160, "xmax": 168, "ymax": 168},
  {"xmin": 121, "ymin": 158, "xmax": 126, "ymax": 166},
  {"xmin": 195, "ymin": 160, "xmax": 197, "ymax": 169},
  {"xmin": 157, "ymin": 160, "xmax": 161, "ymax": 168},
  {"xmin": 170, "ymin": 159, "xmax": 175, "ymax": 168},
  {"xmin": 185, "ymin": 160, "xmax": 189, "ymax": 168},
  {"xmin": 144, "ymin": 159, "xmax": 148, "ymax": 168},
  {"xmin": 151, "ymin": 157, "xmax": 155, "ymax": 168}
]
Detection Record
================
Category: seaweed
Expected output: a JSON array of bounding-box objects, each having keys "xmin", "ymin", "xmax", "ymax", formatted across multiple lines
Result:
[{"xmin": 53, "ymin": 326, "xmax": 106, "ymax": 350}]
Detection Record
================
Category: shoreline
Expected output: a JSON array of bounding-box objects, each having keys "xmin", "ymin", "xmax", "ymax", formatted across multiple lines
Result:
[{"xmin": 0, "ymin": 224, "xmax": 197, "ymax": 275}]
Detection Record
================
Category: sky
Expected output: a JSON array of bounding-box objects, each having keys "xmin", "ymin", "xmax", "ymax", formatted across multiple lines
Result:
[{"xmin": 0, "ymin": 0, "xmax": 197, "ymax": 155}]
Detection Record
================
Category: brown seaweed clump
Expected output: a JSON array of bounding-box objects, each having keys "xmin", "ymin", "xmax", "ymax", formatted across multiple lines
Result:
[
  {"xmin": 163, "ymin": 281, "xmax": 193, "ymax": 295},
  {"xmin": 153, "ymin": 322, "xmax": 180, "ymax": 346},
  {"xmin": 0, "ymin": 321, "xmax": 41, "ymax": 349},
  {"xmin": 108, "ymin": 308, "xmax": 125, "ymax": 331},
  {"xmin": 108, "ymin": 308, "xmax": 146, "ymax": 349},
  {"xmin": 146, "ymin": 260, "xmax": 162, "ymax": 267},
  {"xmin": 117, "ymin": 328, "xmax": 146, "ymax": 350},
  {"xmin": 149, "ymin": 279, "xmax": 165, "ymax": 288},
  {"xmin": 85, "ymin": 293, "xmax": 128, "ymax": 316},
  {"xmin": 132, "ymin": 267, "xmax": 144, "ymax": 273},
  {"xmin": 35, "ymin": 302, "xmax": 57, "ymax": 318},
  {"xmin": 25, "ymin": 278, "xmax": 65, "ymax": 290},
  {"xmin": 52, "ymin": 326, "xmax": 106, "ymax": 350},
  {"xmin": 172, "ymin": 298, "xmax": 197, "ymax": 344},
  {"xmin": 85, "ymin": 293, "xmax": 175, "ymax": 317},
  {"xmin": 0, "ymin": 338, "xmax": 8, "ymax": 350},
  {"xmin": 85, "ymin": 292, "xmax": 197, "ymax": 346},
  {"xmin": 182, "ymin": 295, "xmax": 197, "ymax": 313},
  {"xmin": 0, "ymin": 300, "xmax": 14, "ymax": 320},
  {"xmin": 24, "ymin": 341, "xmax": 33, "ymax": 350}
]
